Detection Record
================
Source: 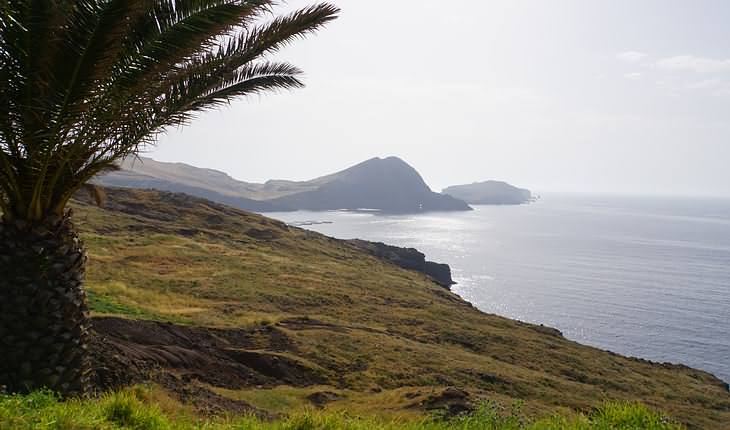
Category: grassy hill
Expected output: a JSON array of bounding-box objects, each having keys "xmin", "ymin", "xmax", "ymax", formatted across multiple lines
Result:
[{"xmin": 64, "ymin": 188, "xmax": 729, "ymax": 429}]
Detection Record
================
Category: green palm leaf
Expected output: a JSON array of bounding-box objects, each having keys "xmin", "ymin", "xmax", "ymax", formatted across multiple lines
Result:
[{"xmin": 0, "ymin": 0, "xmax": 339, "ymax": 220}]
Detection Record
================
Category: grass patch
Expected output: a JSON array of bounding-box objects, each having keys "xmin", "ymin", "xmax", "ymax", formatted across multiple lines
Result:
[
  {"xmin": 88, "ymin": 291, "xmax": 160, "ymax": 320},
  {"xmin": 87, "ymin": 281, "xmax": 216, "ymax": 324},
  {"xmin": 0, "ymin": 389, "xmax": 684, "ymax": 430}
]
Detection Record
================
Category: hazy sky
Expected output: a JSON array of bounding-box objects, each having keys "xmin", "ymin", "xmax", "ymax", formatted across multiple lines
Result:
[{"xmin": 151, "ymin": 0, "xmax": 730, "ymax": 196}]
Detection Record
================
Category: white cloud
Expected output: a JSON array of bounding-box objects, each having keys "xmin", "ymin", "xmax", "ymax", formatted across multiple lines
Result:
[
  {"xmin": 656, "ymin": 55, "xmax": 730, "ymax": 73},
  {"xmin": 616, "ymin": 51, "xmax": 647, "ymax": 62},
  {"xmin": 623, "ymin": 72, "xmax": 642, "ymax": 80}
]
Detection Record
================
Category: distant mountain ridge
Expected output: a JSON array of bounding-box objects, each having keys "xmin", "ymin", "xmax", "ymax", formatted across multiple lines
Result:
[
  {"xmin": 265, "ymin": 157, "xmax": 471, "ymax": 212},
  {"xmin": 443, "ymin": 181, "xmax": 532, "ymax": 205},
  {"xmin": 96, "ymin": 156, "xmax": 471, "ymax": 213},
  {"xmin": 94, "ymin": 167, "xmax": 286, "ymax": 212}
]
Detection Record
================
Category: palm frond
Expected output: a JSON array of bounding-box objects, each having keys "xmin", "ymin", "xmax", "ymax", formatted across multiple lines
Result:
[
  {"xmin": 111, "ymin": 1, "xmax": 273, "ymax": 93},
  {"xmin": 0, "ymin": 0, "xmax": 338, "ymax": 220},
  {"xmin": 162, "ymin": 61, "xmax": 304, "ymax": 126}
]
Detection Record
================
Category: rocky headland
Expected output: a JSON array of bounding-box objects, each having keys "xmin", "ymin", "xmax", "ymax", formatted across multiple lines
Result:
[{"xmin": 347, "ymin": 239, "xmax": 455, "ymax": 288}]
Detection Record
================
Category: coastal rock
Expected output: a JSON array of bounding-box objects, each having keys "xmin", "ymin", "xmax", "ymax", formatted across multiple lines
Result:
[{"xmin": 347, "ymin": 239, "xmax": 455, "ymax": 288}]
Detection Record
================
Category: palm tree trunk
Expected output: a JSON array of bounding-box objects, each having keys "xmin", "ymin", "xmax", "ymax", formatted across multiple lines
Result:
[{"xmin": 0, "ymin": 212, "xmax": 91, "ymax": 396}]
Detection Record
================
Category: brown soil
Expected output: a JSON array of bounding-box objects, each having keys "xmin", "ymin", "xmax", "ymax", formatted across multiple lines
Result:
[{"xmin": 89, "ymin": 316, "xmax": 324, "ymax": 414}]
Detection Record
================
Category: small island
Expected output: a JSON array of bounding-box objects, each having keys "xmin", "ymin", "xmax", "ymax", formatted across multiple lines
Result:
[{"xmin": 443, "ymin": 181, "xmax": 532, "ymax": 205}]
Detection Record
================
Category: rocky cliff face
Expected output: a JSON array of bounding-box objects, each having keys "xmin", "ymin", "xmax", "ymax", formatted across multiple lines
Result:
[{"xmin": 347, "ymin": 239, "xmax": 455, "ymax": 288}]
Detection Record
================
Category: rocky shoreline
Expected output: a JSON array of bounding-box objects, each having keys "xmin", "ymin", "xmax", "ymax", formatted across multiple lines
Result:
[{"xmin": 347, "ymin": 239, "xmax": 455, "ymax": 288}]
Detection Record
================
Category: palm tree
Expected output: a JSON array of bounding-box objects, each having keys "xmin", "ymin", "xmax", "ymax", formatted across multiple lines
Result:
[{"xmin": 0, "ymin": 0, "xmax": 338, "ymax": 396}]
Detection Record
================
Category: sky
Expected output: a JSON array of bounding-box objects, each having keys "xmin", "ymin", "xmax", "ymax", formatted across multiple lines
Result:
[{"xmin": 150, "ymin": 0, "xmax": 730, "ymax": 196}]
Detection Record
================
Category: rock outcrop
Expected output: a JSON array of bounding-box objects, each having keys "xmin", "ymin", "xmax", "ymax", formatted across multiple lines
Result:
[{"xmin": 347, "ymin": 239, "xmax": 455, "ymax": 288}]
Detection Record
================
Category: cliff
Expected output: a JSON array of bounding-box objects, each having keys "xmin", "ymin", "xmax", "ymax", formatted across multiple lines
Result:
[{"xmin": 347, "ymin": 239, "xmax": 455, "ymax": 288}]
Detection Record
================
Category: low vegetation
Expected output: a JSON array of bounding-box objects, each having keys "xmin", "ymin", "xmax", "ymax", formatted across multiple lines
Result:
[
  {"xmin": 60, "ymin": 188, "xmax": 730, "ymax": 429},
  {"xmin": 0, "ymin": 387, "xmax": 684, "ymax": 430}
]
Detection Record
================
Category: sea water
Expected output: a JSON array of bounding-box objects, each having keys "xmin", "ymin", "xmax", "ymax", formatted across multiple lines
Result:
[{"xmin": 265, "ymin": 194, "xmax": 730, "ymax": 383}]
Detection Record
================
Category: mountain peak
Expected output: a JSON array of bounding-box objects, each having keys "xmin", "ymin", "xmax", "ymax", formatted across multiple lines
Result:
[
  {"xmin": 269, "ymin": 157, "xmax": 471, "ymax": 213},
  {"xmin": 354, "ymin": 155, "xmax": 408, "ymax": 167}
]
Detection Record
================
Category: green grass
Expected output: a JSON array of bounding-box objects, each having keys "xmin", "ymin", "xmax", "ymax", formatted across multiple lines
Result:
[
  {"xmin": 87, "ymin": 291, "xmax": 175, "ymax": 322},
  {"xmin": 87, "ymin": 289, "xmax": 196, "ymax": 325},
  {"xmin": 0, "ymin": 389, "xmax": 683, "ymax": 430}
]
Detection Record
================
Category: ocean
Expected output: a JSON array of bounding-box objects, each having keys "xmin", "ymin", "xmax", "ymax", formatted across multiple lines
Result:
[{"xmin": 265, "ymin": 194, "xmax": 730, "ymax": 383}]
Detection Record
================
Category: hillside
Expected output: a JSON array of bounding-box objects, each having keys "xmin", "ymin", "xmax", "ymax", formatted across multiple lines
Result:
[
  {"xmin": 70, "ymin": 188, "xmax": 730, "ymax": 429},
  {"xmin": 443, "ymin": 181, "xmax": 532, "ymax": 205},
  {"xmin": 96, "ymin": 156, "xmax": 471, "ymax": 213},
  {"xmin": 95, "ymin": 158, "xmax": 290, "ymax": 212}
]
